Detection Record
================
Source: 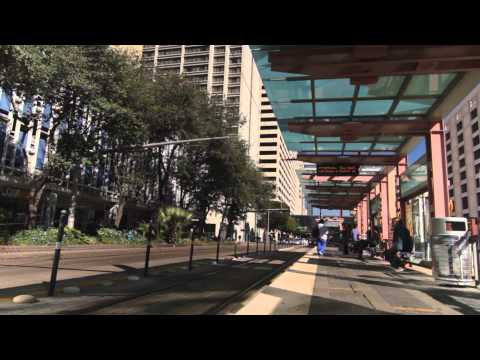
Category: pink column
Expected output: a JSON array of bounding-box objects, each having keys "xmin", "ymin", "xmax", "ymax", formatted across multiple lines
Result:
[
  {"xmin": 357, "ymin": 203, "xmax": 362, "ymax": 234},
  {"xmin": 426, "ymin": 121, "xmax": 449, "ymax": 218},
  {"xmin": 363, "ymin": 197, "xmax": 369, "ymax": 236},
  {"xmin": 380, "ymin": 178, "xmax": 389, "ymax": 241},
  {"xmin": 395, "ymin": 157, "xmax": 407, "ymax": 218}
]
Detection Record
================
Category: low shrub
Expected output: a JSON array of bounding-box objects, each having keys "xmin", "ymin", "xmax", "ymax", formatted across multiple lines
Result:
[
  {"xmin": 97, "ymin": 227, "xmax": 145, "ymax": 245},
  {"xmin": 10, "ymin": 227, "xmax": 94, "ymax": 246}
]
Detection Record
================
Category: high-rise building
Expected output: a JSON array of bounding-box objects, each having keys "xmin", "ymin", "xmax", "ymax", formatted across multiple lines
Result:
[
  {"xmin": 444, "ymin": 81, "xmax": 480, "ymax": 218},
  {"xmin": 259, "ymin": 87, "xmax": 306, "ymax": 215},
  {"xmin": 142, "ymin": 45, "xmax": 262, "ymax": 163}
]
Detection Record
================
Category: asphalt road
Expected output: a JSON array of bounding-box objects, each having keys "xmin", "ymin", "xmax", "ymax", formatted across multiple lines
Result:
[{"xmin": 0, "ymin": 243, "xmax": 264, "ymax": 290}]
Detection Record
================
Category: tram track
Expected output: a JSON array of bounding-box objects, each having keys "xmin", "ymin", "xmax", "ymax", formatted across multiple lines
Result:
[{"xmin": 64, "ymin": 247, "xmax": 304, "ymax": 315}]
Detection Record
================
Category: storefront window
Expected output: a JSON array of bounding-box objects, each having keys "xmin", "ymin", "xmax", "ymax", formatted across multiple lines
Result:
[{"xmin": 405, "ymin": 192, "xmax": 431, "ymax": 261}]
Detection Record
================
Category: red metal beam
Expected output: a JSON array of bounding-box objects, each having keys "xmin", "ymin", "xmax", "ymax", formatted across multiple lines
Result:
[
  {"xmin": 288, "ymin": 119, "xmax": 438, "ymax": 138},
  {"xmin": 298, "ymin": 154, "xmax": 401, "ymax": 166},
  {"xmin": 269, "ymin": 45, "xmax": 480, "ymax": 78}
]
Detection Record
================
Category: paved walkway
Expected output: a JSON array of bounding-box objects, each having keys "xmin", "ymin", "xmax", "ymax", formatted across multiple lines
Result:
[{"xmin": 233, "ymin": 247, "xmax": 480, "ymax": 315}]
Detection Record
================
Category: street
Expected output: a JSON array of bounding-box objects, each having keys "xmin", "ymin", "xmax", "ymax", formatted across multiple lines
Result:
[{"xmin": 0, "ymin": 243, "xmax": 258, "ymax": 290}]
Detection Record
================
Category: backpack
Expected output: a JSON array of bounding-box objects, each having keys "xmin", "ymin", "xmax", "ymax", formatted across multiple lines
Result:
[{"xmin": 312, "ymin": 225, "xmax": 319, "ymax": 239}]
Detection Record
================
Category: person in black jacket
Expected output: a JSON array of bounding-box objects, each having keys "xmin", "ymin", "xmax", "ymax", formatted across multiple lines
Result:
[{"xmin": 391, "ymin": 219, "xmax": 413, "ymax": 269}]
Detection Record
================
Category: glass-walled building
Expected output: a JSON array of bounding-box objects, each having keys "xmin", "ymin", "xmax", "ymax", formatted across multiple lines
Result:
[{"xmin": 400, "ymin": 155, "xmax": 431, "ymax": 261}]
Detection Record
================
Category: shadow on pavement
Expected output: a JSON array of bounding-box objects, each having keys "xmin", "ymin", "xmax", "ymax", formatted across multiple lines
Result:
[{"xmin": 290, "ymin": 254, "xmax": 480, "ymax": 315}]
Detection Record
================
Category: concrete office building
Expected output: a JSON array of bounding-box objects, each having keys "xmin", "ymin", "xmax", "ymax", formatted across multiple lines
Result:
[
  {"xmin": 142, "ymin": 45, "xmax": 264, "ymax": 237},
  {"xmin": 142, "ymin": 45, "xmax": 262, "ymax": 163},
  {"xmin": 259, "ymin": 87, "xmax": 306, "ymax": 216},
  {"xmin": 444, "ymin": 81, "xmax": 480, "ymax": 219}
]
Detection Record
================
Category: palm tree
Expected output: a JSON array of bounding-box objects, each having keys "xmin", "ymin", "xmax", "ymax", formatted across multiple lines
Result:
[{"xmin": 157, "ymin": 207, "xmax": 192, "ymax": 245}]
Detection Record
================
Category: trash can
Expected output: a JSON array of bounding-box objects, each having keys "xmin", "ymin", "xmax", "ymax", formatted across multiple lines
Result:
[{"xmin": 431, "ymin": 217, "xmax": 476, "ymax": 287}]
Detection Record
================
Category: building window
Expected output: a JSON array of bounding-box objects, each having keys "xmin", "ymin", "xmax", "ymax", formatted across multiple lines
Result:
[
  {"xmin": 446, "ymin": 132, "xmax": 450, "ymax": 141},
  {"xmin": 477, "ymin": 178, "xmax": 480, "ymax": 188},
  {"xmin": 449, "ymin": 189, "xmax": 454, "ymax": 198},
  {"xmin": 461, "ymin": 183, "xmax": 467, "ymax": 193},
  {"xmin": 260, "ymin": 151, "xmax": 277, "ymax": 156},
  {"xmin": 474, "ymin": 136, "xmax": 480, "ymax": 147},
  {"xmin": 461, "ymin": 171, "xmax": 466, "ymax": 180},
  {"xmin": 471, "ymin": 108, "xmax": 478, "ymax": 120},
  {"xmin": 462, "ymin": 197, "xmax": 468, "ymax": 210},
  {"xmin": 459, "ymin": 146, "xmax": 464, "ymax": 155},
  {"xmin": 260, "ymin": 126, "xmax": 278, "ymax": 130},
  {"xmin": 460, "ymin": 158, "xmax": 466, "ymax": 168},
  {"xmin": 260, "ymin": 134, "xmax": 278, "ymax": 139},
  {"xmin": 473, "ymin": 122, "xmax": 479, "ymax": 133},
  {"xmin": 0, "ymin": 90, "xmax": 10, "ymax": 115},
  {"xmin": 448, "ymin": 165, "xmax": 453, "ymax": 174},
  {"xmin": 446, "ymin": 143, "xmax": 451, "ymax": 152},
  {"xmin": 260, "ymin": 142, "xmax": 277, "ymax": 147},
  {"xmin": 259, "ymin": 159, "xmax": 277, "ymax": 164},
  {"xmin": 447, "ymin": 154, "xmax": 452, "ymax": 163},
  {"xmin": 476, "ymin": 164, "xmax": 480, "ymax": 173},
  {"xmin": 475, "ymin": 149, "xmax": 480, "ymax": 160},
  {"xmin": 458, "ymin": 133, "xmax": 463, "ymax": 143},
  {"xmin": 457, "ymin": 121, "xmax": 463, "ymax": 131},
  {"xmin": 478, "ymin": 193, "xmax": 480, "ymax": 206},
  {"xmin": 35, "ymin": 136, "xmax": 47, "ymax": 170},
  {"xmin": 260, "ymin": 168, "xmax": 277, "ymax": 173}
]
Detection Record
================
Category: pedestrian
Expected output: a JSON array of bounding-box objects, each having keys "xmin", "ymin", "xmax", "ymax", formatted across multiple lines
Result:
[
  {"xmin": 390, "ymin": 218, "xmax": 413, "ymax": 270},
  {"xmin": 312, "ymin": 219, "xmax": 329, "ymax": 256},
  {"xmin": 351, "ymin": 225, "xmax": 364, "ymax": 260},
  {"xmin": 342, "ymin": 224, "xmax": 351, "ymax": 255}
]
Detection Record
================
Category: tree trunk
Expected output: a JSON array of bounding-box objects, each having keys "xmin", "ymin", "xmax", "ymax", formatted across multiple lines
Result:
[
  {"xmin": 115, "ymin": 195, "xmax": 127, "ymax": 229},
  {"xmin": 219, "ymin": 202, "xmax": 230, "ymax": 242},
  {"xmin": 26, "ymin": 177, "xmax": 48, "ymax": 229},
  {"xmin": 67, "ymin": 165, "xmax": 81, "ymax": 229}
]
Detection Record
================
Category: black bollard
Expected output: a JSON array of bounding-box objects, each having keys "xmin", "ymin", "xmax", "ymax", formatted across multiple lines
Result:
[
  {"xmin": 246, "ymin": 233, "xmax": 250, "ymax": 257},
  {"xmin": 188, "ymin": 229, "xmax": 195, "ymax": 271},
  {"xmin": 143, "ymin": 240, "xmax": 152, "ymax": 277},
  {"xmin": 48, "ymin": 210, "xmax": 67, "ymax": 297},
  {"xmin": 216, "ymin": 236, "xmax": 221, "ymax": 264}
]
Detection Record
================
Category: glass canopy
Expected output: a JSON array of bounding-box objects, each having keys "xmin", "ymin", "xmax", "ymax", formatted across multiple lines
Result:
[{"xmin": 250, "ymin": 45, "xmax": 461, "ymax": 157}]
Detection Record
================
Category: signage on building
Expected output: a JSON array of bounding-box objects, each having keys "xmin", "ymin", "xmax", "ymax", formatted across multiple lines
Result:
[{"xmin": 316, "ymin": 164, "xmax": 359, "ymax": 176}]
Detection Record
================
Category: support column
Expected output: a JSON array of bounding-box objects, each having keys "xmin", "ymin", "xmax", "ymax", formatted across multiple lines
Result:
[
  {"xmin": 357, "ymin": 203, "xmax": 362, "ymax": 234},
  {"xmin": 426, "ymin": 121, "xmax": 449, "ymax": 218},
  {"xmin": 395, "ymin": 157, "xmax": 407, "ymax": 218},
  {"xmin": 364, "ymin": 197, "xmax": 369, "ymax": 236},
  {"xmin": 380, "ymin": 178, "xmax": 389, "ymax": 241}
]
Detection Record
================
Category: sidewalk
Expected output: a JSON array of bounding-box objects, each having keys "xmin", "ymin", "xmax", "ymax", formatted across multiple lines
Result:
[{"xmin": 232, "ymin": 247, "xmax": 480, "ymax": 315}]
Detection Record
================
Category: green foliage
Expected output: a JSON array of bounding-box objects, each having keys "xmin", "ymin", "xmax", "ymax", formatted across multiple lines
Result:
[
  {"xmin": 10, "ymin": 227, "xmax": 95, "ymax": 246},
  {"xmin": 97, "ymin": 227, "xmax": 145, "ymax": 244},
  {"xmin": 157, "ymin": 207, "xmax": 192, "ymax": 244}
]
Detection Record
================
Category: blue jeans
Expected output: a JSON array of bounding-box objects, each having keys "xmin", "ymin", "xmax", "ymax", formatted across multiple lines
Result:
[{"xmin": 316, "ymin": 239, "xmax": 326, "ymax": 255}]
